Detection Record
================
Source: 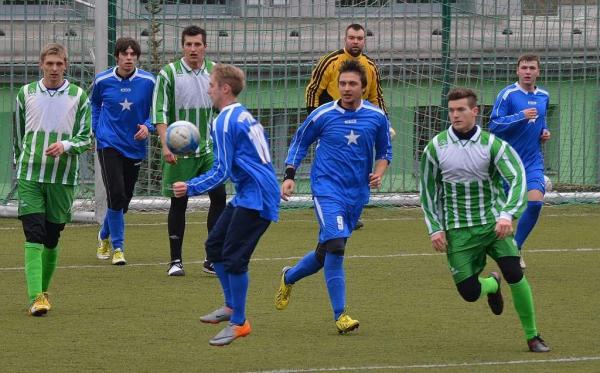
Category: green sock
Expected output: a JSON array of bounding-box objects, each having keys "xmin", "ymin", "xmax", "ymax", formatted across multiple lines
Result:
[
  {"xmin": 24, "ymin": 242, "xmax": 44, "ymax": 302},
  {"xmin": 42, "ymin": 246, "xmax": 59, "ymax": 292},
  {"xmin": 478, "ymin": 275, "xmax": 498, "ymax": 297},
  {"xmin": 509, "ymin": 277, "xmax": 538, "ymax": 340}
]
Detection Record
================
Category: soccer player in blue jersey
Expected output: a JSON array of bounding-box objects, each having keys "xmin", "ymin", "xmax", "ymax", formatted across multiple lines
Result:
[
  {"xmin": 91, "ymin": 37, "xmax": 155, "ymax": 265},
  {"xmin": 172, "ymin": 64, "xmax": 280, "ymax": 346},
  {"xmin": 275, "ymin": 60, "xmax": 392, "ymax": 334},
  {"xmin": 489, "ymin": 54, "xmax": 551, "ymax": 269}
]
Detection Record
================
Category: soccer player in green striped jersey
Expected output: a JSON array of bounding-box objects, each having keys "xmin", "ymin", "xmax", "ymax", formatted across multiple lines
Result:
[
  {"xmin": 14, "ymin": 43, "xmax": 92, "ymax": 316},
  {"xmin": 152, "ymin": 26, "xmax": 226, "ymax": 276},
  {"xmin": 419, "ymin": 88, "xmax": 550, "ymax": 352}
]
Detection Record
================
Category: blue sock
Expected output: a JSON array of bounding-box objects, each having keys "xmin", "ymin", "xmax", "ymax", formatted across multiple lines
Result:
[
  {"xmin": 324, "ymin": 252, "xmax": 345, "ymax": 320},
  {"xmin": 515, "ymin": 201, "xmax": 543, "ymax": 250},
  {"xmin": 229, "ymin": 272, "xmax": 249, "ymax": 325},
  {"xmin": 100, "ymin": 214, "xmax": 110, "ymax": 240},
  {"xmin": 212, "ymin": 262, "xmax": 233, "ymax": 309},
  {"xmin": 285, "ymin": 251, "xmax": 323, "ymax": 284},
  {"xmin": 106, "ymin": 208, "xmax": 125, "ymax": 250}
]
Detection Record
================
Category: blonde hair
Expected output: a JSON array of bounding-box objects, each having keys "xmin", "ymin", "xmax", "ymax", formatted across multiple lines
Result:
[
  {"xmin": 40, "ymin": 43, "xmax": 68, "ymax": 63},
  {"xmin": 212, "ymin": 64, "xmax": 245, "ymax": 96}
]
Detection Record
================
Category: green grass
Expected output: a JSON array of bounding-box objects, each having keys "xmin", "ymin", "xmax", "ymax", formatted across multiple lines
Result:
[{"xmin": 1, "ymin": 205, "xmax": 599, "ymax": 372}]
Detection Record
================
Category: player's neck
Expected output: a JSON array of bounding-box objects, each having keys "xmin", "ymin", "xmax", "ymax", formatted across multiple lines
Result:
[
  {"xmin": 116, "ymin": 67, "xmax": 135, "ymax": 79},
  {"xmin": 217, "ymin": 98, "xmax": 237, "ymax": 111},
  {"xmin": 184, "ymin": 57, "xmax": 203, "ymax": 70},
  {"xmin": 42, "ymin": 78, "xmax": 65, "ymax": 90},
  {"xmin": 338, "ymin": 99, "xmax": 361, "ymax": 111},
  {"xmin": 519, "ymin": 81, "xmax": 536, "ymax": 92}
]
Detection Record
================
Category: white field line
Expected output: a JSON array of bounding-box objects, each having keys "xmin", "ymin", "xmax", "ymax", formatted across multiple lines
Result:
[
  {"xmin": 0, "ymin": 247, "xmax": 598, "ymax": 272},
  {"xmin": 0, "ymin": 212, "xmax": 598, "ymax": 230},
  {"xmin": 240, "ymin": 356, "xmax": 600, "ymax": 373}
]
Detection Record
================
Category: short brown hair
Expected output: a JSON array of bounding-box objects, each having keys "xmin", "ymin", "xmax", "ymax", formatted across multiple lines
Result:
[
  {"xmin": 338, "ymin": 59, "xmax": 367, "ymax": 88},
  {"xmin": 114, "ymin": 37, "xmax": 141, "ymax": 58},
  {"xmin": 517, "ymin": 54, "xmax": 541, "ymax": 68},
  {"xmin": 345, "ymin": 23, "xmax": 365, "ymax": 35},
  {"xmin": 212, "ymin": 64, "xmax": 245, "ymax": 96},
  {"xmin": 40, "ymin": 43, "xmax": 68, "ymax": 63},
  {"xmin": 447, "ymin": 88, "xmax": 478, "ymax": 108}
]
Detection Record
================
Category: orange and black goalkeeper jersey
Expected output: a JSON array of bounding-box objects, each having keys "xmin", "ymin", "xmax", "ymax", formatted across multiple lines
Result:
[{"xmin": 305, "ymin": 48, "xmax": 387, "ymax": 114}]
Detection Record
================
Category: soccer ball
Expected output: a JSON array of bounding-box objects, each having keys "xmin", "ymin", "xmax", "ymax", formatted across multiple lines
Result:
[
  {"xmin": 166, "ymin": 121, "xmax": 200, "ymax": 155},
  {"xmin": 544, "ymin": 175, "xmax": 553, "ymax": 192}
]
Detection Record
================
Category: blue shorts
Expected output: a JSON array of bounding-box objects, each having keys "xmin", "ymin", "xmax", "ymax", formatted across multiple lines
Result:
[
  {"xmin": 525, "ymin": 167, "xmax": 545, "ymax": 194},
  {"xmin": 313, "ymin": 196, "xmax": 363, "ymax": 243},
  {"xmin": 503, "ymin": 165, "xmax": 545, "ymax": 195},
  {"xmin": 205, "ymin": 203, "xmax": 271, "ymax": 274}
]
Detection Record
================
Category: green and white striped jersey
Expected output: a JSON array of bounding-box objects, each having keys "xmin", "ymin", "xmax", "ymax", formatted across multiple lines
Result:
[
  {"xmin": 14, "ymin": 80, "xmax": 92, "ymax": 185},
  {"xmin": 419, "ymin": 126, "xmax": 527, "ymax": 235},
  {"xmin": 152, "ymin": 58, "xmax": 215, "ymax": 156}
]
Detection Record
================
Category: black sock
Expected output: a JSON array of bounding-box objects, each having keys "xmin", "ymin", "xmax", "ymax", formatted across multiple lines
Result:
[{"xmin": 168, "ymin": 197, "xmax": 188, "ymax": 262}]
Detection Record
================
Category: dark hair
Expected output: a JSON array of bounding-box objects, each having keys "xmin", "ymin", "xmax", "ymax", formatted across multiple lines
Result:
[
  {"xmin": 181, "ymin": 25, "xmax": 207, "ymax": 46},
  {"xmin": 345, "ymin": 23, "xmax": 365, "ymax": 35},
  {"xmin": 338, "ymin": 59, "xmax": 367, "ymax": 88},
  {"xmin": 113, "ymin": 37, "xmax": 141, "ymax": 59},
  {"xmin": 517, "ymin": 54, "xmax": 541, "ymax": 69},
  {"xmin": 447, "ymin": 88, "xmax": 478, "ymax": 108}
]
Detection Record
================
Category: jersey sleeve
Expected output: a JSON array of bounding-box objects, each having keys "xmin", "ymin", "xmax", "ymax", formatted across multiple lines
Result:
[
  {"xmin": 374, "ymin": 114, "xmax": 393, "ymax": 163},
  {"xmin": 152, "ymin": 68, "xmax": 170, "ymax": 125},
  {"xmin": 419, "ymin": 141, "xmax": 444, "ymax": 235},
  {"xmin": 64, "ymin": 91, "xmax": 92, "ymax": 155},
  {"xmin": 305, "ymin": 54, "xmax": 333, "ymax": 113},
  {"xmin": 367, "ymin": 61, "xmax": 387, "ymax": 114},
  {"xmin": 285, "ymin": 114, "xmax": 322, "ymax": 169},
  {"xmin": 490, "ymin": 137, "xmax": 527, "ymax": 220},
  {"xmin": 185, "ymin": 116, "xmax": 232, "ymax": 196},
  {"xmin": 489, "ymin": 92, "xmax": 527, "ymax": 136},
  {"xmin": 89, "ymin": 77, "xmax": 102, "ymax": 134},
  {"xmin": 14, "ymin": 86, "xmax": 26, "ymax": 163}
]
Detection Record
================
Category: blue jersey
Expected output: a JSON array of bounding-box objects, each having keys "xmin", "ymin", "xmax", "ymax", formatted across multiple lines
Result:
[
  {"xmin": 91, "ymin": 67, "xmax": 155, "ymax": 160},
  {"xmin": 186, "ymin": 103, "xmax": 280, "ymax": 222},
  {"xmin": 489, "ymin": 82, "xmax": 549, "ymax": 171},
  {"xmin": 286, "ymin": 100, "xmax": 393, "ymax": 205}
]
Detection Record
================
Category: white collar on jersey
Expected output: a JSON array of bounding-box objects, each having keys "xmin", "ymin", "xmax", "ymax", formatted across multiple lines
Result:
[
  {"xmin": 181, "ymin": 58, "xmax": 206, "ymax": 74},
  {"xmin": 38, "ymin": 79, "xmax": 69, "ymax": 93},
  {"xmin": 334, "ymin": 99, "xmax": 364, "ymax": 113},
  {"xmin": 112, "ymin": 67, "xmax": 139, "ymax": 82},
  {"xmin": 515, "ymin": 82, "xmax": 539, "ymax": 94},
  {"xmin": 448, "ymin": 124, "xmax": 481, "ymax": 143}
]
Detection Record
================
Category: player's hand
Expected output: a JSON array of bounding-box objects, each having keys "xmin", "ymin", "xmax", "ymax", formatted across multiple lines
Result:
[
  {"xmin": 45, "ymin": 142, "xmax": 65, "ymax": 157},
  {"xmin": 431, "ymin": 232, "xmax": 447, "ymax": 253},
  {"xmin": 369, "ymin": 173, "xmax": 383, "ymax": 189},
  {"xmin": 163, "ymin": 148, "xmax": 177, "ymax": 165},
  {"xmin": 540, "ymin": 129, "xmax": 551, "ymax": 143},
  {"xmin": 495, "ymin": 218, "xmax": 513, "ymax": 239},
  {"xmin": 134, "ymin": 124, "xmax": 149, "ymax": 141},
  {"xmin": 281, "ymin": 179, "xmax": 295, "ymax": 201},
  {"xmin": 522, "ymin": 108, "xmax": 538, "ymax": 120},
  {"xmin": 172, "ymin": 182, "xmax": 188, "ymax": 198}
]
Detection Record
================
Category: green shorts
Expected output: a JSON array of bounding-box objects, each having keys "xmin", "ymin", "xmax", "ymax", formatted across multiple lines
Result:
[
  {"xmin": 446, "ymin": 222, "xmax": 519, "ymax": 284},
  {"xmin": 162, "ymin": 153, "xmax": 215, "ymax": 197},
  {"xmin": 17, "ymin": 179, "xmax": 76, "ymax": 224}
]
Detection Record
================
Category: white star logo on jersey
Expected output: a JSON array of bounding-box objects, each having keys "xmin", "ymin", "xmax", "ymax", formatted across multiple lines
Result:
[
  {"xmin": 119, "ymin": 98, "xmax": 133, "ymax": 111},
  {"xmin": 345, "ymin": 130, "xmax": 360, "ymax": 145}
]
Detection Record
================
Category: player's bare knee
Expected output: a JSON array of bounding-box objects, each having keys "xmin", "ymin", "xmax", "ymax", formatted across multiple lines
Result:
[
  {"xmin": 324, "ymin": 238, "xmax": 346, "ymax": 256},
  {"xmin": 497, "ymin": 256, "xmax": 523, "ymax": 284},
  {"xmin": 456, "ymin": 276, "xmax": 480, "ymax": 302},
  {"xmin": 20, "ymin": 213, "xmax": 46, "ymax": 244}
]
